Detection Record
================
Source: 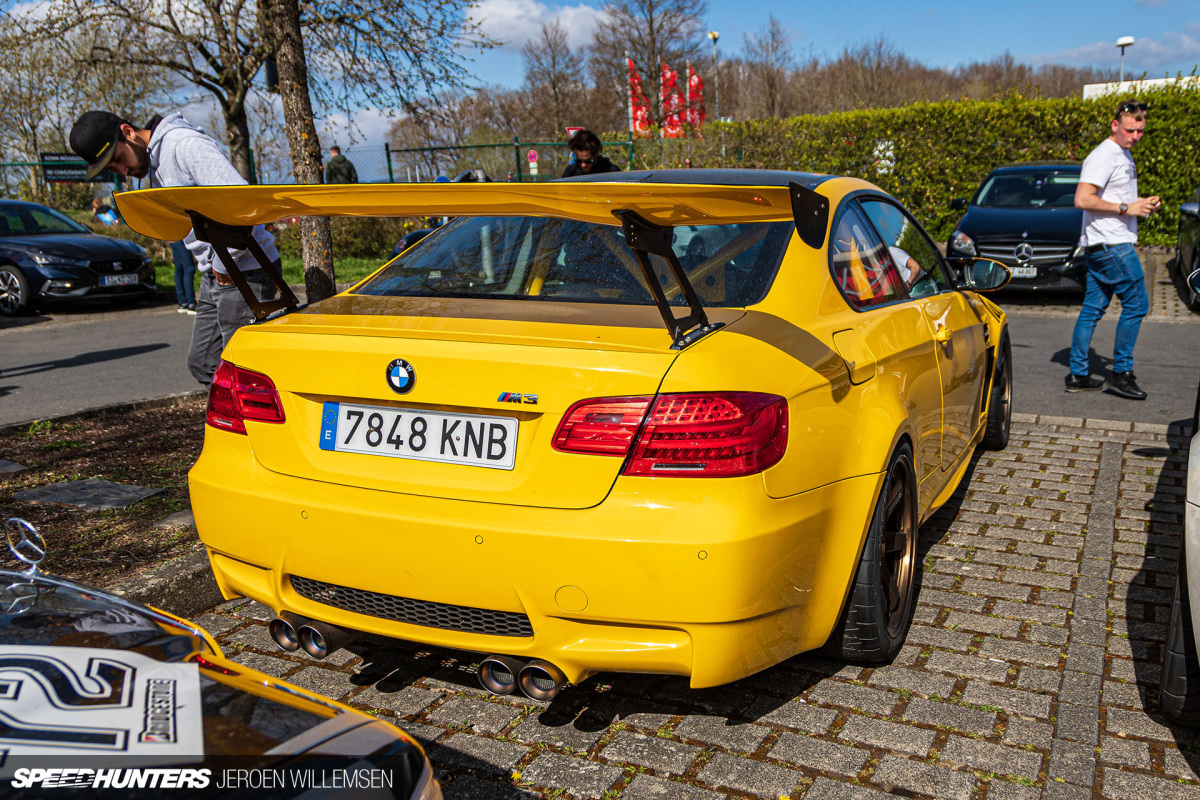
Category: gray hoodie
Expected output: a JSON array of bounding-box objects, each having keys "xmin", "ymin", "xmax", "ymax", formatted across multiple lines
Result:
[{"xmin": 146, "ymin": 112, "xmax": 279, "ymax": 275}]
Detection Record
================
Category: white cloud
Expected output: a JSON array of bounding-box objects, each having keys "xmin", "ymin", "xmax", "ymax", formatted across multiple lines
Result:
[
  {"xmin": 469, "ymin": 0, "xmax": 601, "ymax": 50},
  {"xmin": 1027, "ymin": 23, "xmax": 1200, "ymax": 74}
]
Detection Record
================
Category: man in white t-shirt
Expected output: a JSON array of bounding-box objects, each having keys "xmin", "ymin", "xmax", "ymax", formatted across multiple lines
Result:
[{"xmin": 1066, "ymin": 99, "xmax": 1160, "ymax": 400}]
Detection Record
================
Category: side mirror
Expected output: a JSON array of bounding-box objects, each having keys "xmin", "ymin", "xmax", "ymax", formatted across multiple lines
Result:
[
  {"xmin": 1181, "ymin": 202, "xmax": 1200, "ymax": 219},
  {"xmin": 1188, "ymin": 267, "xmax": 1200, "ymax": 298},
  {"xmin": 949, "ymin": 198, "xmax": 968, "ymax": 211},
  {"xmin": 947, "ymin": 257, "xmax": 1011, "ymax": 291}
]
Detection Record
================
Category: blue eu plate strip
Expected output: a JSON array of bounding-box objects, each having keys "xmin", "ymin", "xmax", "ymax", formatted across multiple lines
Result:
[{"xmin": 319, "ymin": 402, "xmax": 340, "ymax": 451}]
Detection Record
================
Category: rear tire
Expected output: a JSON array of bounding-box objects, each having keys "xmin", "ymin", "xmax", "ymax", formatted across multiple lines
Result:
[
  {"xmin": 1161, "ymin": 537, "xmax": 1200, "ymax": 726},
  {"xmin": 826, "ymin": 443, "xmax": 918, "ymax": 663},
  {"xmin": 0, "ymin": 264, "xmax": 30, "ymax": 316},
  {"xmin": 982, "ymin": 332, "xmax": 1012, "ymax": 450}
]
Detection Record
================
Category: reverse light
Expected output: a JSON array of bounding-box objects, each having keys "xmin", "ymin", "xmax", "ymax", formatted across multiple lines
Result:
[
  {"xmin": 553, "ymin": 396, "xmax": 652, "ymax": 455},
  {"xmin": 206, "ymin": 360, "xmax": 285, "ymax": 435},
  {"xmin": 950, "ymin": 230, "xmax": 977, "ymax": 256}
]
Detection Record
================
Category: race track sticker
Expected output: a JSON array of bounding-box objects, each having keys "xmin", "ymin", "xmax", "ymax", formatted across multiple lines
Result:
[{"xmin": 0, "ymin": 644, "xmax": 203, "ymax": 773}]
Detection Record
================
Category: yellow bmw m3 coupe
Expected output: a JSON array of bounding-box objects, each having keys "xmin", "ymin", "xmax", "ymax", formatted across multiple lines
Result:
[{"xmin": 116, "ymin": 170, "xmax": 1012, "ymax": 698}]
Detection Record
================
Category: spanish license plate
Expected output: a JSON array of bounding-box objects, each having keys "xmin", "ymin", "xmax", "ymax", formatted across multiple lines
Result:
[
  {"xmin": 319, "ymin": 402, "xmax": 518, "ymax": 470},
  {"xmin": 100, "ymin": 273, "xmax": 139, "ymax": 286},
  {"xmin": 1012, "ymin": 266, "xmax": 1037, "ymax": 278}
]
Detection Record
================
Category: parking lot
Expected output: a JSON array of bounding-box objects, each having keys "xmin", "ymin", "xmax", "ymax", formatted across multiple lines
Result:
[{"xmin": 196, "ymin": 411, "xmax": 1195, "ymax": 800}]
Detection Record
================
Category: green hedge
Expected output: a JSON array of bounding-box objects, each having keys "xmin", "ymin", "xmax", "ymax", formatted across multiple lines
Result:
[{"xmin": 606, "ymin": 84, "xmax": 1200, "ymax": 245}]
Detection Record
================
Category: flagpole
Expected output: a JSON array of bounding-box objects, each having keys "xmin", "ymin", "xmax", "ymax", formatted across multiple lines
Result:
[
  {"xmin": 626, "ymin": 51, "xmax": 634, "ymax": 137},
  {"xmin": 685, "ymin": 60, "xmax": 691, "ymax": 140}
]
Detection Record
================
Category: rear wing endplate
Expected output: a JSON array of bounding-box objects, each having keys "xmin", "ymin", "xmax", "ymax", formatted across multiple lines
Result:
[
  {"xmin": 187, "ymin": 211, "xmax": 301, "ymax": 320},
  {"xmin": 790, "ymin": 181, "xmax": 829, "ymax": 249}
]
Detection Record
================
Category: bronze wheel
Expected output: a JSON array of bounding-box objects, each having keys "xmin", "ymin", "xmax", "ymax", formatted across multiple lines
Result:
[{"xmin": 827, "ymin": 443, "xmax": 918, "ymax": 662}]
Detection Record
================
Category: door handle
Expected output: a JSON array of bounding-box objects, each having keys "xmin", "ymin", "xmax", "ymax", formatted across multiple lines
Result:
[{"xmin": 934, "ymin": 325, "xmax": 952, "ymax": 345}]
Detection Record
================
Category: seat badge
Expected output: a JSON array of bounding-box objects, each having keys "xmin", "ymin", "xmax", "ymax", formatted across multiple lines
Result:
[{"xmin": 386, "ymin": 359, "xmax": 416, "ymax": 394}]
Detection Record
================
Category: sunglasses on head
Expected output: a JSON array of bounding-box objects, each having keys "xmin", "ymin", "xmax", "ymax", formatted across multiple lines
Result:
[{"xmin": 1116, "ymin": 101, "xmax": 1148, "ymax": 117}]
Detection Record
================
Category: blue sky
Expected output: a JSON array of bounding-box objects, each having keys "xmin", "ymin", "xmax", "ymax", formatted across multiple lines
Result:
[
  {"xmin": 463, "ymin": 0, "xmax": 1198, "ymax": 85},
  {"xmin": 324, "ymin": 0, "xmax": 1199, "ymax": 151}
]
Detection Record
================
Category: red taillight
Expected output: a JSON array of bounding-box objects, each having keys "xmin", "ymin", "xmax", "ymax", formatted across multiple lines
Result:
[
  {"xmin": 553, "ymin": 392, "xmax": 788, "ymax": 477},
  {"xmin": 206, "ymin": 360, "xmax": 285, "ymax": 435},
  {"xmin": 624, "ymin": 392, "xmax": 788, "ymax": 477},
  {"xmin": 553, "ymin": 396, "xmax": 652, "ymax": 455}
]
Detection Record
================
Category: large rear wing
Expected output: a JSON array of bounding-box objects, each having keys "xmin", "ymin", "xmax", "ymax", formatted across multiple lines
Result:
[{"xmin": 115, "ymin": 182, "xmax": 831, "ymax": 347}]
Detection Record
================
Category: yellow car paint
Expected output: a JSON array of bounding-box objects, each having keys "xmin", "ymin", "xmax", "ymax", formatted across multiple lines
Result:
[{"xmin": 116, "ymin": 176, "xmax": 1007, "ymax": 688}]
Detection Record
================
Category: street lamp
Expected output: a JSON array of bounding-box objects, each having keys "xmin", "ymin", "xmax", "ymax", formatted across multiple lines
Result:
[
  {"xmin": 1116, "ymin": 35, "xmax": 1135, "ymax": 85},
  {"xmin": 708, "ymin": 31, "xmax": 720, "ymax": 122}
]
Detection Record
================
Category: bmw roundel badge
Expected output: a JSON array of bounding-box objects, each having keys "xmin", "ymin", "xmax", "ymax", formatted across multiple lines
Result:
[{"xmin": 385, "ymin": 359, "xmax": 416, "ymax": 394}]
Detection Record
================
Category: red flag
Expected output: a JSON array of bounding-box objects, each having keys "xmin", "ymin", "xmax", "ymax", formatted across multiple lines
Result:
[
  {"xmin": 627, "ymin": 56, "xmax": 651, "ymax": 136},
  {"xmin": 687, "ymin": 63, "xmax": 706, "ymax": 128},
  {"xmin": 661, "ymin": 62, "xmax": 684, "ymax": 138}
]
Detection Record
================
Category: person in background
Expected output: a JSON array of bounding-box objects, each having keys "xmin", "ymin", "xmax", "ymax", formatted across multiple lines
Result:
[
  {"xmin": 90, "ymin": 198, "xmax": 120, "ymax": 226},
  {"xmin": 324, "ymin": 145, "xmax": 358, "ymax": 183},
  {"xmin": 1066, "ymin": 98, "xmax": 1159, "ymax": 400},
  {"xmin": 684, "ymin": 157, "xmax": 694, "ymax": 168},
  {"xmin": 70, "ymin": 109, "xmax": 280, "ymax": 387},
  {"xmin": 171, "ymin": 240, "xmax": 197, "ymax": 314},
  {"xmin": 561, "ymin": 130, "xmax": 621, "ymax": 177}
]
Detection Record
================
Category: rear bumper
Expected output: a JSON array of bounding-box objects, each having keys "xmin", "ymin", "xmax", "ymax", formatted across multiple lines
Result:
[{"xmin": 190, "ymin": 428, "xmax": 882, "ymax": 687}]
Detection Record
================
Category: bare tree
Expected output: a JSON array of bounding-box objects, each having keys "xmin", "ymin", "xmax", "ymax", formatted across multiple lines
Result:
[
  {"xmin": 741, "ymin": 15, "xmax": 794, "ymax": 118},
  {"xmin": 263, "ymin": 0, "xmax": 335, "ymax": 302},
  {"xmin": 0, "ymin": 17, "xmax": 169, "ymax": 199},
  {"xmin": 589, "ymin": 0, "xmax": 709, "ymax": 127},
  {"xmin": 15, "ymin": 0, "xmax": 495, "ymax": 182},
  {"xmin": 520, "ymin": 21, "xmax": 581, "ymax": 138}
]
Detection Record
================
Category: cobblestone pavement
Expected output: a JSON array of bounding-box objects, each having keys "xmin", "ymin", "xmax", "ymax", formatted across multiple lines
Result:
[
  {"xmin": 198, "ymin": 413, "xmax": 1197, "ymax": 800},
  {"xmin": 992, "ymin": 248, "xmax": 1198, "ymax": 324}
]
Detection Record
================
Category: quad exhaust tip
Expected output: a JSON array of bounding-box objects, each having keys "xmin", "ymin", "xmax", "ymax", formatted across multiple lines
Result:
[
  {"xmin": 478, "ymin": 656, "xmax": 567, "ymax": 701},
  {"xmin": 518, "ymin": 660, "xmax": 567, "ymax": 702},
  {"xmin": 295, "ymin": 619, "xmax": 360, "ymax": 659},
  {"xmin": 478, "ymin": 655, "xmax": 525, "ymax": 695},
  {"xmin": 268, "ymin": 613, "xmax": 311, "ymax": 652}
]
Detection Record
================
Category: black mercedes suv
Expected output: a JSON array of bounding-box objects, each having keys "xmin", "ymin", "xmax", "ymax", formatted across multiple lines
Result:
[{"xmin": 947, "ymin": 162, "xmax": 1085, "ymax": 292}]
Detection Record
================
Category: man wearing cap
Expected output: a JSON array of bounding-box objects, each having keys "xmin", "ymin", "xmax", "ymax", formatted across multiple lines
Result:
[
  {"xmin": 1066, "ymin": 98, "xmax": 1160, "ymax": 400},
  {"xmin": 69, "ymin": 110, "xmax": 280, "ymax": 387}
]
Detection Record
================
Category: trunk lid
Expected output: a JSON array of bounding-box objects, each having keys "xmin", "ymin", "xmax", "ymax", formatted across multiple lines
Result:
[{"xmin": 227, "ymin": 296, "xmax": 745, "ymax": 509}]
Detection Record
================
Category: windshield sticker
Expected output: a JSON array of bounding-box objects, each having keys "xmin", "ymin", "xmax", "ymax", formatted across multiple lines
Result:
[{"xmin": 0, "ymin": 645, "xmax": 203, "ymax": 774}]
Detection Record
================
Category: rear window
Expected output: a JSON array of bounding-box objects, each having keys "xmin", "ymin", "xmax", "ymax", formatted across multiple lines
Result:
[
  {"xmin": 975, "ymin": 171, "xmax": 1080, "ymax": 208},
  {"xmin": 355, "ymin": 216, "xmax": 792, "ymax": 307}
]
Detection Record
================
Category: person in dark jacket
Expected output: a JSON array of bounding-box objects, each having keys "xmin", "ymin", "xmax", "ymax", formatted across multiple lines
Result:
[
  {"xmin": 324, "ymin": 146, "xmax": 358, "ymax": 183},
  {"xmin": 561, "ymin": 130, "xmax": 621, "ymax": 178}
]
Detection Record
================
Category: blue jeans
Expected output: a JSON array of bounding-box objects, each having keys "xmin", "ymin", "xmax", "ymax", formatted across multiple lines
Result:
[
  {"xmin": 1069, "ymin": 243, "xmax": 1149, "ymax": 376},
  {"xmin": 171, "ymin": 241, "xmax": 196, "ymax": 306}
]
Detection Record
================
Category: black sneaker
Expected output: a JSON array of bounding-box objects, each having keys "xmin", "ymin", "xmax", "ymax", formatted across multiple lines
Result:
[
  {"xmin": 1106, "ymin": 372, "xmax": 1146, "ymax": 400},
  {"xmin": 1065, "ymin": 374, "xmax": 1104, "ymax": 392}
]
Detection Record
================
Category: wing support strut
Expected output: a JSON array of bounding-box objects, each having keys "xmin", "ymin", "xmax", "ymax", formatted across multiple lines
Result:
[
  {"xmin": 187, "ymin": 210, "xmax": 301, "ymax": 321},
  {"xmin": 613, "ymin": 209, "xmax": 724, "ymax": 350}
]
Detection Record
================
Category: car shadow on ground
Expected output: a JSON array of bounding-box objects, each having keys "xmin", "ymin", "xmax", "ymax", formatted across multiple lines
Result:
[
  {"xmin": 3, "ymin": 343, "xmax": 171, "ymax": 379},
  {"xmin": 331, "ymin": 449, "xmax": 989, "ymax": 792},
  {"xmin": 1127, "ymin": 423, "xmax": 1200, "ymax": 774},
  {"xmin": 1165, "ymin": 253, "xmax": 1199, "ymax": 310}
]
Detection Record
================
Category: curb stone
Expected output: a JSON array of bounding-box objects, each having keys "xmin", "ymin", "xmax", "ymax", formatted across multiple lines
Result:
[
  {"xmin": 108, "ymin": 548, "xmax": 223, "ymax": 619},
  {"xmin": 0, "ymin": 389, "xmax": 207, "ymax": 433}
]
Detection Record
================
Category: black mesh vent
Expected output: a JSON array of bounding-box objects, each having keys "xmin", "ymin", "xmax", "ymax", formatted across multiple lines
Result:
[{"xmin": 290, "ymin": 575, "xmax": 534, "ymax": 637}]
